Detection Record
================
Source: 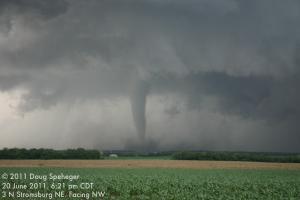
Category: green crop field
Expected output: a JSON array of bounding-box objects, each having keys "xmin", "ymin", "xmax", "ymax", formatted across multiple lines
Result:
[{"xmin": 0, "ymin": 168, "xmax": 300, "ymax": 200}]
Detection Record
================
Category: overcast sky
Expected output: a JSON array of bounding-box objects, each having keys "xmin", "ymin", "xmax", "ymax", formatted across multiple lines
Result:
[{"xmin": 0, "ymin": 0, "xmax": 300, "ymax": 152}]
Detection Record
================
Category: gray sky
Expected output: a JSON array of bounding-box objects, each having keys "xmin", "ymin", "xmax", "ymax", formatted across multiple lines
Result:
[{"xmin": 0, "ymin": 0, "xmax": 300, "ymax": 152}]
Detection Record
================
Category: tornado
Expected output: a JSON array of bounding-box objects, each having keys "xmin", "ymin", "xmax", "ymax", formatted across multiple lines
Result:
[{"xmin": 130, "ymin": 79, "xmax": 149, "ymax": 141}]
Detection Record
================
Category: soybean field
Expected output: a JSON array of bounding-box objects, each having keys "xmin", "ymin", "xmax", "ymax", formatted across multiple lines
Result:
[{"xmin": 0, "ymin": 167, "xmax": 300, "ymax": 200}]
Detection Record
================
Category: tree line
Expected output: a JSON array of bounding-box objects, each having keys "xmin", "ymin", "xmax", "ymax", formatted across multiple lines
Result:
[
  {"xmin": 0, "ymin": 148, "xmax": 103, "ymax": 159},
  {"xmin": 172, "ymin": 151, "xmax": 300, "ymax": 163}
]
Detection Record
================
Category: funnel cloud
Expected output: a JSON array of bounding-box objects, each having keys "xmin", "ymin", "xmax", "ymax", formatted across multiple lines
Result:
[
  {"xmin": 130, "ymin": 79, "xmax": 149, "ymax": 141},
  {"xmin": 0, "ymin": 0, "xmax": 300, "ymax": 152}
]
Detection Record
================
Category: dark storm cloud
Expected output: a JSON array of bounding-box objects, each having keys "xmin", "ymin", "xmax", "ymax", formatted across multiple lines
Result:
[
  {"xmin": 1, "ymin": 0, "xmax": 299, "ymax": 74},
  {"xmin": 152, "ymin": 70, "xmax": 300, "ymax": 121},
  {"xmin": 1, "ymin": 0, "xmax": 300, "ymax": 152},
  {"xmin": 0, "ymin": 74, "xmax": 29, "ymax": 91},
  {"xmin": 0, "ymin": 0, "xmax": 68, "ymax": 19}
]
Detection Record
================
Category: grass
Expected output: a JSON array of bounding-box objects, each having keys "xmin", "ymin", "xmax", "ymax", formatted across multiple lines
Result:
[{"xmin": 0, "ymin": 168, "xmax": 300, "ymax": 199}]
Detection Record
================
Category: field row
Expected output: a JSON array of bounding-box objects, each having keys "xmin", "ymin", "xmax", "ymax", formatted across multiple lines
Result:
[{"xmin": 1, "ymin": 160, "xmax": 300, "ymax": 170}]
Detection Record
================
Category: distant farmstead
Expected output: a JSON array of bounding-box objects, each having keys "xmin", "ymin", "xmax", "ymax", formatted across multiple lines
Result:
[{"xmin": 109, "ymin": 154, "xmax": 118, "ymax": 158}]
